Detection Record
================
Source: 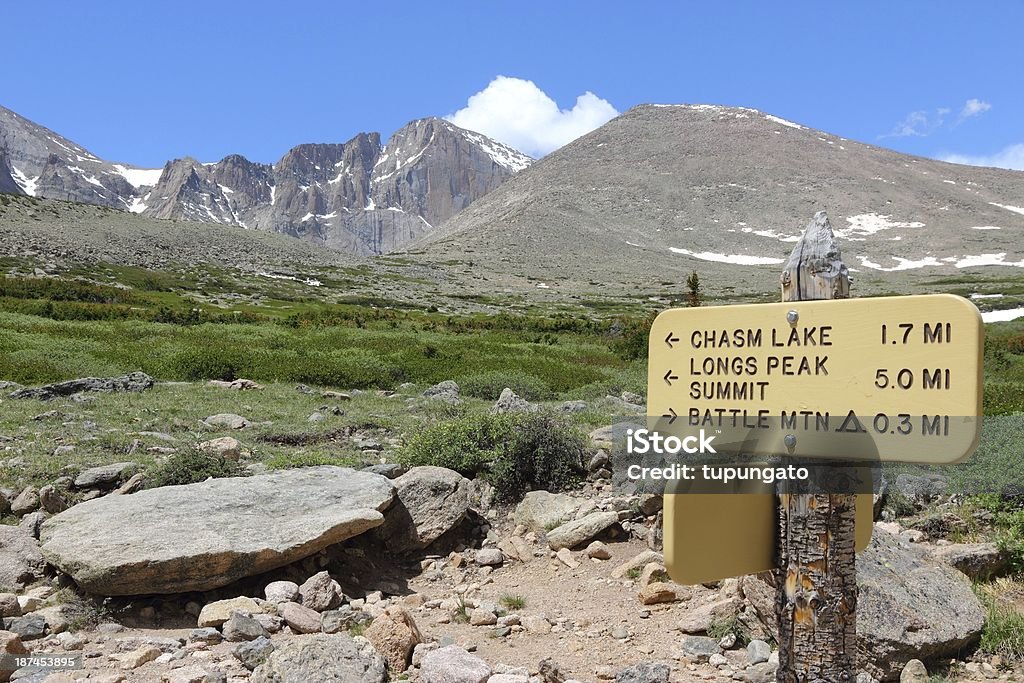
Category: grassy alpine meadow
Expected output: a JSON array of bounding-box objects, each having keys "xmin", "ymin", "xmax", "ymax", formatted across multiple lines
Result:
[
  {"xmin": 0, "ymin": 267, "xmax": 652, "ymax": 503},
  {"xmin": 1, "ymin": 267, "xmax": 1023, "ymax": 533}
]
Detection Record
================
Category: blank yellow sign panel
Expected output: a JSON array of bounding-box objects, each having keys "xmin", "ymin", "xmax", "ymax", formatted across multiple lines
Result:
[{"xmin": 663, "ymin": 490, "xmax": 873, "ymax": 585}]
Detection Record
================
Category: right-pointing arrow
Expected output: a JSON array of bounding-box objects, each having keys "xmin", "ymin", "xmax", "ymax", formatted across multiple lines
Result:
[{"xmin": 662, "ymin": 408, "xmax": 678, "ymax": 425}]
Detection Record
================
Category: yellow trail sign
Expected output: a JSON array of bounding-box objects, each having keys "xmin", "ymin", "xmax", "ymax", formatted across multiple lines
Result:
[{"xmin": 648, "ymin": 294, "xmax": 983, "ymax": 464}]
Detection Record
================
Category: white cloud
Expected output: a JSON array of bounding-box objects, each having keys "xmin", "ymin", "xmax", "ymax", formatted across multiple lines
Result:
[
  {"xmin": 446, "ymin": 76, "xmax": 618, "ymax": 157},
  {"xmin": 882, "ymin": 98, "xmax": 991, "ymax": 138},
  {"xmin": 939, "ymin": 143, "xmax": 1024, "ymax": 171},
  {"xmin": 883, "ymin": 109, "xmax": 945, "ymax": 138},
  {"xmin": 960, "ymin": 98, "xmax": 992, "ymax": 119}
]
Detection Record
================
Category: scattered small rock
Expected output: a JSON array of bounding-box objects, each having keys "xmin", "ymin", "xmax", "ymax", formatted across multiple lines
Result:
[
  {"xmin": 197, "ymin": 436, "xmax": 242, "ymax": 460},
  {"xmin": 202, "ymin": 413, "xmax": 251, "ymax": 430}
]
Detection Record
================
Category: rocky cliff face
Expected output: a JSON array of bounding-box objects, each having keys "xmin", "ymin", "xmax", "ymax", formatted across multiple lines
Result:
[
  {"xmin": 0, "ymin": 105, "xmax": 158, "ymax": 210},
  {"xmin": 0, "ymin": 106, "xmax": 532, "ymax": 255},
  {"xmin": 0, "ymin": 152, "xmax": 21, "ymax": 195},
  {"xmin": 137, "ymin": 119, "xmax": 531, "ymax": 255}
]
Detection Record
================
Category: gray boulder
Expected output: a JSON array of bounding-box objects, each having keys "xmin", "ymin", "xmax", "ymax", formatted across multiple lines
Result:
[
  {"xmin": 234, "ymin": 636, "xmax": 274, "ymax": 671},
  {"xmin": 673, "ymin": 635, "xmax": 720, "ymax": 663},
  {"xmin": 9, "ymin": 488, "xmax": 38, "ymax": 517},
  {"xmin": 202, "ymin": 414, "xmax": 251, "ymax": 430},
  {"xmin": 615, "ymin": 661, "xmax": 670, "ymax": 683},
  {"xmin": 0, "ymin": 526, "xmax": 46, "ymax": 590},
  {"xmin": 8, "ymin": 372, "xmax": 154, "ymax": 400},
  {"xmin": 250, "ymin": 633, "xmax": 386, "ymax": 683},
  {"xmin": 40, "ymin": 467, "xmax": 395, "ymax": 595},
  {"xmin": 423, "ymin": 381, "xmax": 461, "ymax": 404},
  {"xmin": 743, "ymin": 532, "xmax": 985, "ymax": 681},
  {"xmin": 263, "ymin": 581, "xmax": 299, "ymax": 605},
  {"xmin": 420, "ymin": 644, "xmax": 491, "ymax": 683},
  {"xmin": 604, "ymin": 395, "xmax": 645, "ymax": 415},
  {"xmin": 858, "ymin": 532, "xmax": 985, "ymax": 680},
  {"xmin": 73, "ymin": 462, "xmax": 136, "ymax": 489},
  {"xmin": 899, "ymin": 660, "xmax": 929, "ymax": 683},
  {"xmin": 298, "ymin": 571, "xmax": 342, "ymax": 611},
  {"xmin": 747, "ymin": 639, "xmax": 771, "ymax": 665},
  {"xmin": 546, "ymin": 511, "xmax": 619, "ymax": 550},
  {"xmin": 490, "ymin": 388, "xmax": 537, "ymax": 414},
  {"xmin": 361, "ymin": 463, "xmax": 407, "ymax": 479},
  {"xmin": 376, "ymin": 466, "xmax": 471, "ymax": 551},
  {"xmin": 321, "ymin": 606, "xmax": 369, "ymax": 634},
  {"xmin": 222, "ymin": 612, "xmax": 269, "ymax": 642},
  {"xmin": 3, "ymin": 613, "xmax": 46, "ymax": 640},
  {"xmin": 894, "ymin": 473, "xmax": 948, "ymax": 505},
  {"xmin": 513, "ymin": 490, "xmax": 580, "ymax": 534},
  {"xmin": 927, "ymin": 542, "xmax": 1008, "ymax": 580}
]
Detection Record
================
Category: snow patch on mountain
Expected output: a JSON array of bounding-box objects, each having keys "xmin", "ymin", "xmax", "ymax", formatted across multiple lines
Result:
[
  {"xmin": 982, "ymin": 308, "xmax": 1024, "ymax": 323},
  {"xmin": 837, "ymin": 213, "xmax": 925, "ymax": 239},
  {"xmin": 990, "ymin": 202, "xmax": 1024, "ymax": 216},
  {"xmin": 459, "ymin": 129, "xmax": 532, "ymax": 172},
  {"xmin": 112, "ymin": 165, "xmax": 163, "ymax": 189},
  {"xmin": 765, "ymin": 114, "xmax": 806, "ymax": 130},
  {"xmin": 10, "ymin": 166, "xmax": 38, "ymax": 196},
  {"xmin": 669, "ymin": 247, "xmax": 784, "ymax": 265}
]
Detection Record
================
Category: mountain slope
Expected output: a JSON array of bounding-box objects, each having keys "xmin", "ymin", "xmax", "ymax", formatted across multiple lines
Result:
[
  {"xmin": 0, "ymin": 105, "xmax": 158, "ymax": 211},
  {"xmin": 410, "ymin": 104, "xmax": 1024, "ymax": 296},
  {"xmin": 0, "ymin": 107, "xmax": 532, "ymax": 256}
]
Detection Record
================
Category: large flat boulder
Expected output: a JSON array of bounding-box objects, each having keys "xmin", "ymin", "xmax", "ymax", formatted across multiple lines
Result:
[
  {"xmin": 9, "ymin": 372, "xmax": 154, "ymax": 400},
  {"xmin": 40, "ymin": 467, "xmax": 395, "ymax": 595}
]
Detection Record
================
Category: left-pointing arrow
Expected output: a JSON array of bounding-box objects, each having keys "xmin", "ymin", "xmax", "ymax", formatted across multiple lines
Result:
[
  {"xmin": 665, "ymin": 332, "xmax": 680, "ymax": 348},
  {"xmin": 663, "ymin": 370, "xmax": 679, "ymax": 385}
]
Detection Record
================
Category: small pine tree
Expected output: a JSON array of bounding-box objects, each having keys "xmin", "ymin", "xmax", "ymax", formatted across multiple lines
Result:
[{"xmin": 685, "ymin": 270, "xmax": 702, "ymax": 307}]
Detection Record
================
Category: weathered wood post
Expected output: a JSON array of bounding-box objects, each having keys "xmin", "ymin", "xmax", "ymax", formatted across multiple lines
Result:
[{"xmin": 775, "ymin": 211, "xmax": 858, "ymax": 681}]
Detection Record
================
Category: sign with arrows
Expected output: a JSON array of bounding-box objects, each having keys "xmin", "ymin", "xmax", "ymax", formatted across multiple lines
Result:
[{"xmin": 647, "ymin": 294, "xmax": 984, "ymax": 464}]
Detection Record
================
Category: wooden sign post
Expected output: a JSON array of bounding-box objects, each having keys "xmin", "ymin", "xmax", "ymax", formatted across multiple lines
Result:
[
  {"xmin": 775, "ymin": 211, "xmax": 856, "ymax": 681},
  {"xmin": 648, "ymin": 212, "xmax": 984, "ymax": 678}
]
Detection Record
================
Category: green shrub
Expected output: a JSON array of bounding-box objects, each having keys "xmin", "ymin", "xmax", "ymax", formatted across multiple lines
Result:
[
  {"xmin": 707, "ymin": 614, "xmax": 751, "ymax": 647},
  {"xmin": 1006, "ymin": 333, "xmax": 1024, "ymax": 356},
  {"xmin": 398, "ymin": 410, "xmax": 585, "ymax": 503},
  {"xmin": 166, "ymin": 343, "xmax": 254, "ymax": 382},
  {"xmin": 984, "ymin": 382, "xmax": 1024, "ymax": 416},
  {"xmin": 486, "ymin": 411, "xmax": 586, "ymax": 503},
  {"xmin": 460, "ymin": 370, "xmax": 552, "ymax": 401},
  {"xmin": 607, "ymin": 312, "xmax": 657, "ymax": 361},
  {"xmin": 883, "ymin": 489, "xmax": 917, "ymax": 519},
  {"xmin": 149, "ymin": 451, "xmax": 247, "ymax": 488},
  {"xmin": 499, "ymin": 594, "xmax": 526, "ymax": 610}
]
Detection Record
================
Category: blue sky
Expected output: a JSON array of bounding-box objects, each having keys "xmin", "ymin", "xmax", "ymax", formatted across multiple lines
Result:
[{"xmin": 4, "ymin": 1, "xmax": 1022, "ymax": 169}]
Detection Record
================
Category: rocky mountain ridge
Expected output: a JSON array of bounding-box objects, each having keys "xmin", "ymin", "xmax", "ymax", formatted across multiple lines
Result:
[
  {"xmin": 0, "ymin": 106, "xmax": 532, "ymax": 255},
  {"xmin": 408, "ymin": 104, "xmax": 1024, "ymax": 297}
]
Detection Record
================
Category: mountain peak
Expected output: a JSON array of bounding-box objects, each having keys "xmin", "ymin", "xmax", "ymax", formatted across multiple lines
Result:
[{"xmin": 0, "ymin": 105, "xmax": 532, "ymax": 255}]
